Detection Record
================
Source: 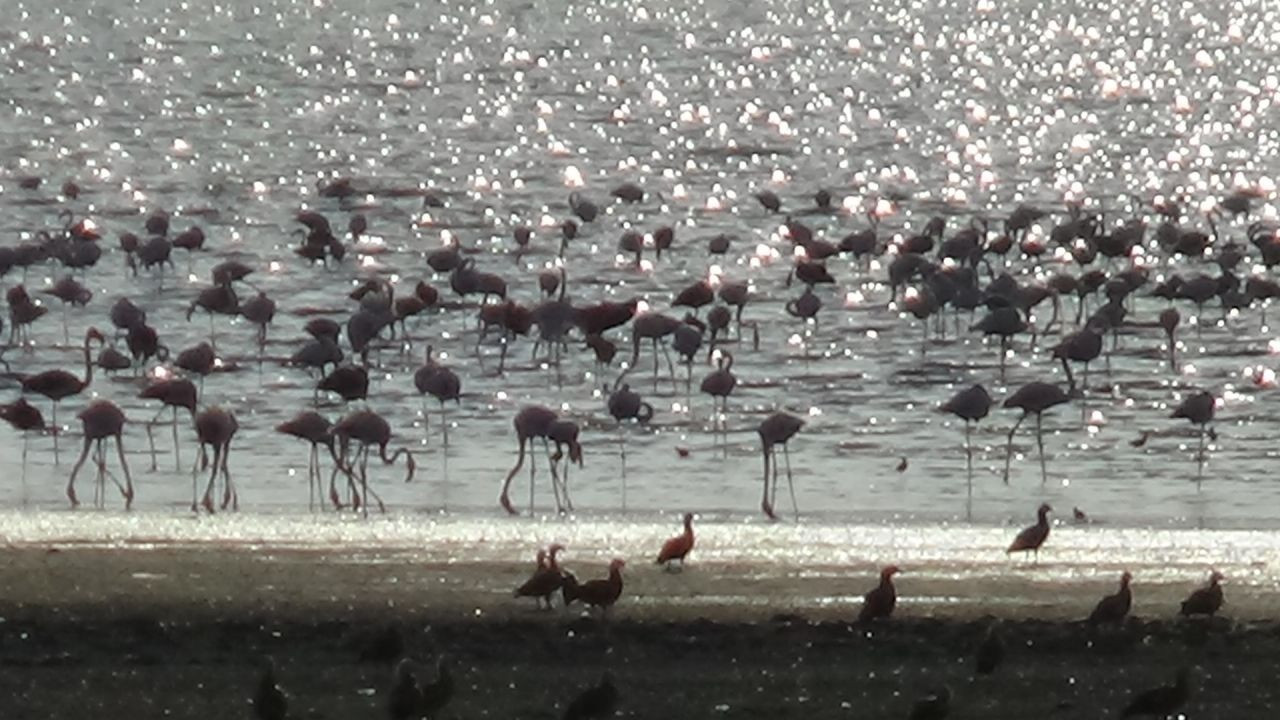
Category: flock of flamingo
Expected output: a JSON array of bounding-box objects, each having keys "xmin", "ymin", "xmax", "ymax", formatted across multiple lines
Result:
[{"xmin": 0, "ymin": 174, "xmax": 1271, "ymax": 523}]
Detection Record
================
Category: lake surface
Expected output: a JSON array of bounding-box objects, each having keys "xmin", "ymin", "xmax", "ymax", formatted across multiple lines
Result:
[{"xmin": 2, "ymin": 0, "xmax": 1280, "ymax": 534}]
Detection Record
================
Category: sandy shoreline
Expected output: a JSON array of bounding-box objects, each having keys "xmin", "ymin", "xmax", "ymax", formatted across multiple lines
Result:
[{"xmin": 1, "ymin": 541, "xmax": 1278, "ymax": 718}]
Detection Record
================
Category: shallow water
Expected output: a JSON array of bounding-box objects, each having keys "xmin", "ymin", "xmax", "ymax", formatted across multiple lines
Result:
[{"xmin": 2, "ymin": 0, "xmax": 1280, "ymax": 532}]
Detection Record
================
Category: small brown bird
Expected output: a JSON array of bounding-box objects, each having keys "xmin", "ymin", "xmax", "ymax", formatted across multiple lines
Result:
[
  {"xmin": 1121, "ymin": 668, "xmax": 1190, "ymax": 717},
  {"xmin": 908, "ymin": 685, "xmax": 951, "ymax": 720},
  {"xmin": 1072, "ymin": 506, "xmax": 1089, "ymax": 523},
  {"xmin": 253, "ymin": 659, "xmax": 288, "ymax": 720},
  {"xmin": 1007, "ymin": 503, "xmax": 1052, "ymax": 561},
  {"xmin": 562, "ymin": 671, "xmax": 619, "ymax": 720},
  {"xmin": 655, "ymin": 513, "xmax": 695, "ymax": 571},
  {"xmin": 1179, "ymin": 570, "xmax": 1225, "ymax": 617},
  {"xmin": 1129, "ymin": 430, "xmax": 1151, "ymax": 448},
  {"xmin": 562, "ymin": 558, "xmax": 625, "ymax": 615},
  {"xmin": 895, "ymin": 456, "xmax": 908, "ymax": 472},
  {"xmin": 515, "ymin": 547, "xmax": 564, "ymax": 609},
  {"xmin": 675, "ymin": 446, "xmax": 690, "ymax": 458},
  {"xmin": 857, "ymin": 565, "xmax": 900, "ymax": 622},
  {"xmin": 1087, "ymin": 571, "xmax": 1133, "ymax": 625}
]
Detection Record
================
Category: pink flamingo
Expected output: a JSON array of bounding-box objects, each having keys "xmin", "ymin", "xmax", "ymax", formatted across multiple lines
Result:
[
  {"xmin": 276, "ymin": 411, "xmax": 336, "ymax": 511},
  {"xmin": 499, "ymin": 405, "xmax": 565, "ymax": 515},
  {"xmin": 138, "ymin": 378, "xmax": 198, "ymax": 471},
  {"xmin": 193, "ymin": 407, "xmax": 239, "ymax": 513},
  {"xmin": 67, "ymin": 400, "xmax": 133, "ymax": 509},
  {"xmin": 21, "ymin": 326, "xmax": 104, "ymax": 462},
  {"xmin": 332, "ymin": 409, "xmax": 416, "ymax": 516},
  {"xmin": 758, "ymin": 412, "xmax": 804, "ymax": 520}
]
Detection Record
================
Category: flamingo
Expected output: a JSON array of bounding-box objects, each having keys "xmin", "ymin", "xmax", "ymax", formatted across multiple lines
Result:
[
  {"xmin": 757, "ymin": 412, "xmax": 804, "ymax": 520},
  {"xmin": 276, "ymin": 411, "xmax": 336, "ymax": 511},
  {"xmin": 193, "ymin": 407, "xmax": 238, "ymax": 513},
  {"xmin": 499, "ymin": 405, "xmax": 562, "ymax": 516},
  {"xmin": 413, "ymin": 345, "xmax": 461, "ymax": 446},
  {"xmin": 941, "ymin": 384, "xmax": 992, "ymax": 497},
  {"xmin": 606, "ymin": 382, "xmax": 653, "ymax": 496},
  {"xmin": 0, "ymin": 397, "xmax": 45, "ymax": 494},
  {"xmin": 21, "ymin": 326, "xmax": 104, "ymax": 463},
  {"xmin": 332, "ymin": 409, "xmax": 416, "ymax": 516},
  {"xmin": 700, "ymin": 350, "xmax": 737, "ymax": 436},
  {"xmin": 67, "ymin": 400, "xmax": 133, "ymax": 509},
  {"xmin": 1171, "ymin": 390, "xmax": 1215, "ymax": 482},
  {"xmin": 138, "ymin": 378, "xmax": 198, "ymax": 471},
  {"xmin": 1001, "ymin": 381, "xmax": 1070, "ymax": 484}
]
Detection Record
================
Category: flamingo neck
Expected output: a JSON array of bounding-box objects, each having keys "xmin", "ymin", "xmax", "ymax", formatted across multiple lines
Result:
[{"xmin": 82, "ymin": 334, "xmax": 95, "ymax": 388}]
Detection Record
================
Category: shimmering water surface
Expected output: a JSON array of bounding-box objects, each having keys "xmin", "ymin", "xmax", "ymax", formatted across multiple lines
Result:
[{"xmin": 3, "ymin": 0, "xmax": 1280, "ymax": 539}]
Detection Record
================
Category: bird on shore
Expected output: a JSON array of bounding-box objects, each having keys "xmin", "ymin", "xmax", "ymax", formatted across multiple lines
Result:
[
  {"xmin": 562, "ymin": 558, "xmax": 625, "ymax": 615},
  {"xmin": 857, "ymin": 565, "xmax": 900, "ymax": 622},
  {"xmin": 515, "ymin": 545, "xmax": 567, "ymax": 609},
  {"xmin": 562, "ymin": 671, "xmax": 619, "ymax": 720},
  {"xmin": 1120, "ymin": 668, "xmax": 1190, "ymax": 718},
  {"xmin": 1087, "ymin": 571, "xmax": 1132, "ymax": 625},
  {"xmin": 1179, "ymin": 570, "xmax": 1225, "ymax": 617},
  {"xmin": 1007, "ymin": 503, "xmax": 1052, "ymax": 562},
  {"xmin": 908, "ymin": 685, "xmax": 951, "ymax": 720},
  {"xmin": 655, "ymin": 513, "xmax": 695, "ymax": 571},
  {"xmin": 253, "ymin": 659, "xmax": 288, "ymax": 720}
]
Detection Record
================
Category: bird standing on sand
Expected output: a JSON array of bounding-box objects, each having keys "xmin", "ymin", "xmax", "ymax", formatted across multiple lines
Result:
[
  {"xmin": 562, "ymin": 558, "xmax": 625, "ymax": 616},
  {"xmin": 1179, "ymin": 570, "xmax": 1225, "ymax": 617},
  {"xmin": 858, "ymin": 565, "xmax": 900, "ymax": 622},
  {"xmin": 562, "ymin": 671, "xmax": 619, "ymax": 720},
  {"xmin": 1087, "ymin": 571, "xmax": 1133, "ymax": 625},
  {"xmin": 655, "ymin": 513, "xmax": 695, "ymax": 571},
  {"xmin": 908, "ymin": 685, "xmax": 951, "ymax": 720},
  {"xmin": 253, "ymin": 659, "xmax": 288, "ymax": 720},
  {"xmin": 1121, "ymin": 668, "xmax": 1190, "ymax": 718},
  {"xmin": 515, "ymin": 545, "xmax": 567, "ymax": 609},
  {"xmin": 1007, "ymin": 503, "xmax": 1052, "ymax": 562}
]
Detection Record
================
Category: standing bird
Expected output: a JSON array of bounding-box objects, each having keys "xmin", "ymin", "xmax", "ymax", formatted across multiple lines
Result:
[
  {"xmin": 193, "ymin": 407, "xmax": 238, "ymax": 513},
  {"xmin": 562, "ymin": 672, "xmax": 618, "ymax": 720},
  {"xmin": 1171, "ymin": 390, "xmax": 1215, "ymax": 482},
  {"xmin": 0, "ymin": 397, "xmax": 45, "ymax": 492},
  {"xmin": 1087, "ymin": 571, "xmax": 1133, "ymax": 625},
  {"xmin": 562, "ymin": 558, "xmax": 625, "ymax": 615},
  {"xmin": 908, "ymin": 686, "xmax": 951, "ymax": 720},
  {"xmin": 940, "ymin": 384, "xmax": 992, "ymax": 494},
  {"xmin": 1007, "ymin": 503, "xmax": 1052, "ymax": 562},
  {"xmin": 700, "ymin": 350, "xmax": 737, "ymax": 433},
  {"xmin": 21, "ymin": 326, "xmax": 105, "ymax": 462},
  {"xmin": 606, "ymin": 382, "xmax": 653, "ymax": 497},
  {"xmin": 1179, "ymin": 570, "xmax": 1225, "ymax": 617},
  {"xmin": 1120, "ymin": 668, "xmax": 1190, "ymax": 718},
  {"xmin": 253, "ymin": 659, "xmax": 289, "ymax": 720},
  {"xmin": 67, "ymin": 400, "xmax": 133, "ymax": 509},
  {"xmin": 757, "ymin": 412, "xmax": 804, "ymax": 520},
  {"xmin": 515, "ymin": 545, "xmax": 566, "ymax": 609},
  {"xmin": 138, "ymin": 378, "xmax": 198, "ymax": 471},
  {"xmin": 500, "ymin": 405, "xmax": 560, "ymax": 515},
  {"xmin": 655, "ymin": 513, "xmax": 695, "ymax": 571},
  {"xmin": 1001, "ymin": 382, "xmax": 1070, "ymax": 483},
  {"xmin": 1159, "ymin": 307, "xmax": 1180, "ymax": 372},
  {"xmin": 275, "ymin": 411, "xmax": 335, "ymax": 511},
  {"xmin": 332, "ymin": 409, "xmax": 416, "ymax": 516},
  {"xmin": 858, "ymin": 565, "xmax": 900, "ymax": 622},
  {"xmin": 414, "ymin": 346, "xmax": 461, "ymax": 446}
]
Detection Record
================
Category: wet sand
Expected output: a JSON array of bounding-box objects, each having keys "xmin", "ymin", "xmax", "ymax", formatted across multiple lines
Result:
[{"xmin": 1, "ymin": 543, "xmax": 1278, "ymax": 718}]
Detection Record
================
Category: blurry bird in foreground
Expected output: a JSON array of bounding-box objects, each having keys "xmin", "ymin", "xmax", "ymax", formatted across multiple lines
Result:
[{"xmin": 562, "ymin": 671, "xmax": 619, "ymax": 720}]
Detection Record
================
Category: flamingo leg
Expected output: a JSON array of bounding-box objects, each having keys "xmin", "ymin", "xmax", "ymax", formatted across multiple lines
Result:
[
  {"xmin": 760, "ymin": 444, "xmax": 775, "ymax": 520},
  {"xmin": 1002, "ymin": 413, "xmax": 1027, "ymax": 484},
  {"xmin": 116, "ymin": 433, "xmax": 134, "ymax": 509},
  {"xmin": 172, "ymin": 406, "xmax": 181, "ymax": 470},
  {"xmin": 67, "ymin": 435, "xmax": 92, "ymax": 508},
  {"xmin": 783, "ymin": 443, "xmax": 799, "ymax": 520},
  {"xmin": 1196, "ymin": 423, "xmax": 1206, "ymax": 487},
  {"xmin": 202, "ymin": 445, "xmax": 219, "ymax": 514},
  {"xmin": 440, "ymin": 403, "xmax": 449, "ymax": 447},
  {"xmin": 501, "ymin": 437, "xmax": 528, "ymax": 515},
  {"xmin": 221, "ymin": 441, "xmax": 236, "ymax": 510},
  {"xmin": 308, "ymin": 444, "xmax": 318, "ymax": 512},
  {"xmin": 620, "ymin": 427, "xmax": 628, "ymax": 513},
  {"xmin": 51, "ymin": 402, "xmax": 60, "ymax": 465},
  {"xmin": 1035, "ymin": 412, "xmax": 1047, "ymax": 484}
]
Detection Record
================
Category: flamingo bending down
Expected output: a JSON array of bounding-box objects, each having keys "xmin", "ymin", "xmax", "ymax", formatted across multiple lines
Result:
[
  {"xmin": 499, "ymin": 405, "xmax": 567, "ymax": 515},
  {"xmin": 67, "ymin": 400, "xmax": 133, "ymax": 509},
  {"xmin": 276, "ymin": 411, "xmax": 335, "ymax": 511},
  {"xmin": 193, "ymin": 407, "xmax": 239, "ymax": 513},
  {"xmin": 332, "ymin": 409, "xmax": 416, "ymax": 516},
  {"xmin": 757, "ymin": 412, "xmax": 804, "ymax": 520}
]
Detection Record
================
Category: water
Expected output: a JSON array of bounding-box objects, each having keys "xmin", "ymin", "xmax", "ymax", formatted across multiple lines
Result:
[{"xmin": 2, "ymin": 0, "xmax": 1280, "ymax": 537}]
